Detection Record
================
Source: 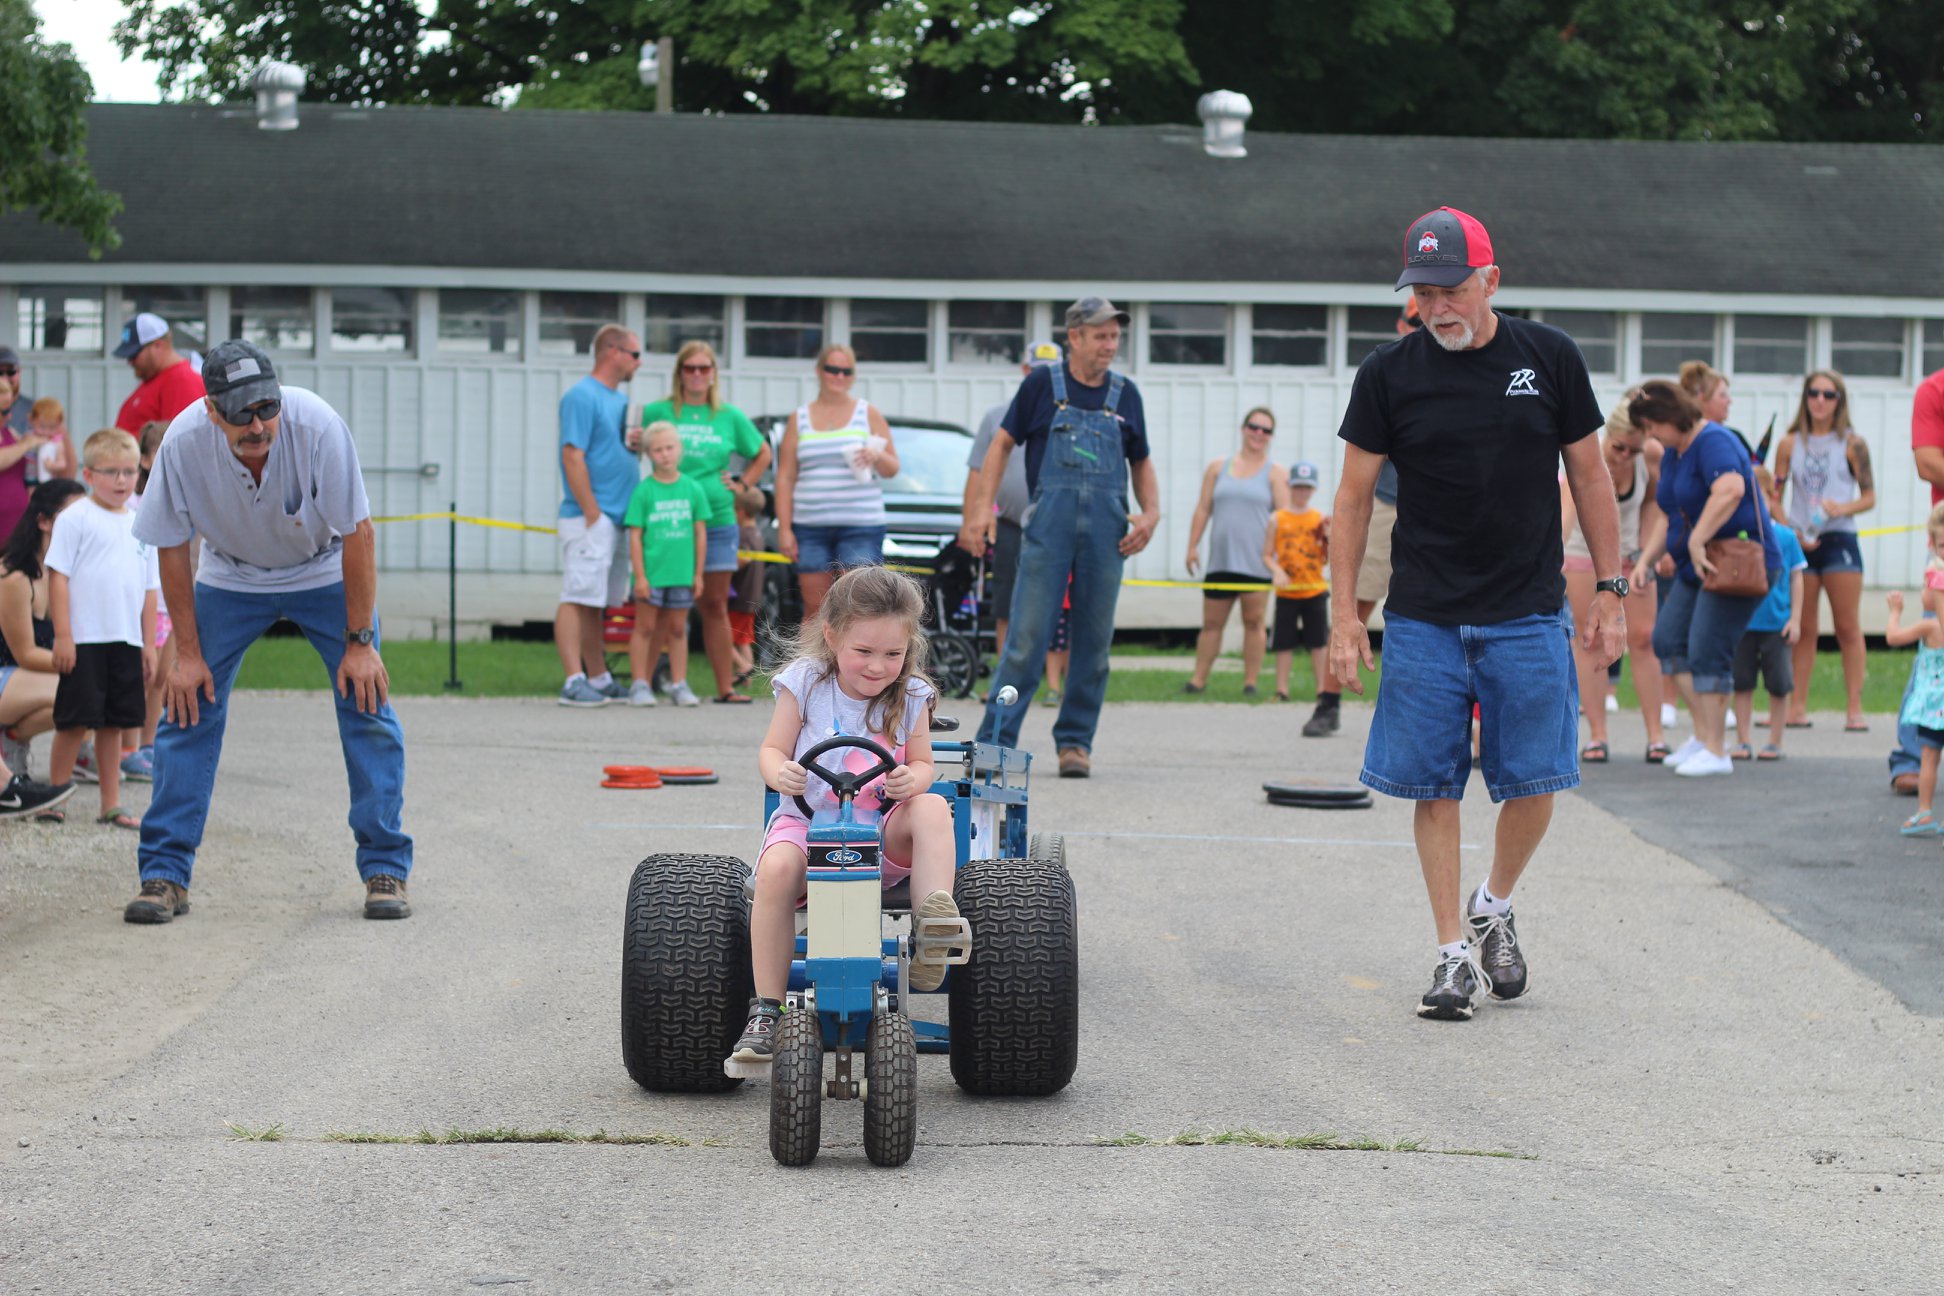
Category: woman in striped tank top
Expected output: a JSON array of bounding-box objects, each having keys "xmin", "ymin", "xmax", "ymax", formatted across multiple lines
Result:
[{"xmin": 775, "ymin": 344, "xmax": 901, "ymax": 621}]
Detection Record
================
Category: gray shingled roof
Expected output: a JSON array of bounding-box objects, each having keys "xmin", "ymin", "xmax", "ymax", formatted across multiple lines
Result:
[{"xmin": 6, "ymin": 103, "xmax": 1942, "ymax": 297}]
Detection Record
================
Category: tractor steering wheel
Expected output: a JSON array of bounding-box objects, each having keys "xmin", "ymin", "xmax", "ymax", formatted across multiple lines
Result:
[{"xmin": 793, "ymin": 734, "xmax": 899, "ymax": 820}]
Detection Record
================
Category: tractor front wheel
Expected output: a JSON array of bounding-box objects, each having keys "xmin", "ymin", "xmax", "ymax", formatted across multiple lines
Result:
[{"xmin": 768, "ymin": 1009, "xmax": 824, "ymax": 1166}]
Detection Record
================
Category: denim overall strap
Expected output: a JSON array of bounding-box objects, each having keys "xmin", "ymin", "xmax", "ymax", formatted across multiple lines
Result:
[{"xmin": 1040, "ymin": 368, "xmax": 1129, "ymax": 497}]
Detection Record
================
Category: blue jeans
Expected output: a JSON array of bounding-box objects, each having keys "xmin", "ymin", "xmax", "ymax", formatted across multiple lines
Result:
[
  {"xmin": 1362, "ymin": 609, "xmax": 1580, "ymax": 804},
  {"xmin": 138, "ymin": 581, "xmax": 412, "ymax": 887},
  {"xmin": 793, "ymin": 523, "xmax": 886, "ymax": 573},
  {"xmin": 1652, "ymin": 577, "xmax": 1763, "ymax": 695}
]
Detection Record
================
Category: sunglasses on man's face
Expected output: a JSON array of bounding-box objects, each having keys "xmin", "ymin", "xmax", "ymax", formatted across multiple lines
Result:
[
  {"xmin": 680, "ymin": 363, "xmax": 715, "ymax": 374},
  {"xmin": 821, "ymin": 364, "xmax": 855, "ymax": 378},
  {"xmin": 225, "ymin": 400, "xmax": 282, "ymax": 426},
  {"xmin": 1807, "ymin": 388, "xmax": 1840, "ymax": 400},
  {"xmin": 614, "ymin": 347, "xmax": 641, "ymax": 360},
  {"xmin": 1244, "ymin": 421, "xmax": 1275, "ymax": 435},
  {"xmin": 0, "ymin": 366, "xmax": 18, "ymax": 377}
]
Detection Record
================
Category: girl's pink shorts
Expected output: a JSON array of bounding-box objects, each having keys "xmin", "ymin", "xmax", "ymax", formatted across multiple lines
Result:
[{"xmin": 759, "ymin": 800, "xmax": 914, "ymax": 887}]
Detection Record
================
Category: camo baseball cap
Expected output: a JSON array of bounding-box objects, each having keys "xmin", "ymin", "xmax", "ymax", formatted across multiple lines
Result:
[
  {"xmin": 201, "ymin": 339, "xmax": 281, "ymax": 423},
  {"xmin": 1065, "ymin": 297, "xmax": 1130, "ymax": 329},
  {"xmin": 1395, "ymin": 207, "xmax": 1495, "ymax": 291}
]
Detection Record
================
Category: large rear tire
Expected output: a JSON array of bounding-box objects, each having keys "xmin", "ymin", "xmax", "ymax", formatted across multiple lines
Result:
[
  {"xmin": 620, "ymin": 854, "xmax": 752, "ymax": 1093},
  {"xmin": 948, "ymin": 857, "xmax": 1079, "ymax": 1096},
  {"xmin": 863, "ymin": 1013, "xmax": 918, "ymax": 1167},
  {"xmin": 769, "ymin": 1009, "xmax": 825, "ymax": 1166},
  {"xmin": 1028, "ymin": 831, "xmax": 1067, "ymax": 872}
]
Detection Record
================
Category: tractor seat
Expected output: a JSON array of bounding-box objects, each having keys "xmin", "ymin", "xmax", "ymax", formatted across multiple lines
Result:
[
  {"xmin": 881, "ymin": 880, "xmax": 913, "ymax": 913},
  {"xmin": 929, "ymin": 714, "xmax": 960, "ymax": 733}
]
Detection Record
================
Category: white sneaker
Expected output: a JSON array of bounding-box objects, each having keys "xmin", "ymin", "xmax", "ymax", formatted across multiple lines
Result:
[
  {"xmin": 1674, "ymin": 749, "xmax": 1735, "ymax": 777},
  {"xmin": 1661, "ymin": 703, "xmax": 1681, "ymax": 729},
  {"xmin": 1604, "ymin": 694, "xmax": 1619, "ymax": 714},
  {"xmin": 1725, "ymin": 708, "xmax": 1737, "ymax": 728},
  {"xmin": 628, "ymin": 680, "xmax": 658, "ymax": 707},
  {"xmin": 1664, "ymin": 737, "xmax": 1704, "ymax": 769},
  {"xmin": 669, "ymin": 681, "xmax": 701, "ymax": 707}
]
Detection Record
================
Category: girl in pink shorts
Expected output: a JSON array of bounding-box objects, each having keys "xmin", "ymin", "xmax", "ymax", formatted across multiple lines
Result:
[{"xmin": 731, "ymin": 567, "xmax": 958, "ymax": 1066}]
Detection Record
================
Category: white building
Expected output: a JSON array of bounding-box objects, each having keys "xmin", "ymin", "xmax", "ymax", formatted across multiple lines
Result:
[{"xmin": 5, "ymin": 102, "xmax": 1942, "ymax": 632}]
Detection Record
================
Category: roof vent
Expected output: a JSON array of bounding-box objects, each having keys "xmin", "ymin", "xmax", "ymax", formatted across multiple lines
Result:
[
  {"xmin": 252, "ymin": 61, "xmax": 306, "ymax": 131},
  {"xmin": 1197, "ymin": 90, "xmax": 1253, "ymax": 159}
]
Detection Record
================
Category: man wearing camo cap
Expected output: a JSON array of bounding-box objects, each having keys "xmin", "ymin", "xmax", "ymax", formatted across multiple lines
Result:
[{"xmin": 128, "ymin": 340, "xmax": 413, "ymax": 925}]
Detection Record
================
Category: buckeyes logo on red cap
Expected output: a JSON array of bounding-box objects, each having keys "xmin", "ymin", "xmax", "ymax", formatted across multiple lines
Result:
[{"xmin": 1418, "ymin": 232, "xmax": 1440, "ymax": 253}]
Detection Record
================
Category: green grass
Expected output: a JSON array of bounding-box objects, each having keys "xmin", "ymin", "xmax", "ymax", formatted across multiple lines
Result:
[
  {"xmin": 319, "ymin": 1127, "xmax": 689, "ymax": 1146},
  {"xmin": 224, "ymin": 1122, "xmax": 286, "ymax": 1141},
  {"xmin": 1092, "ymin": 1129, "xmax": 1532, "ymax": 1159},
  {"xmin": 230, "ymin": 635, "xmax": 1915, "ymax": 712}
]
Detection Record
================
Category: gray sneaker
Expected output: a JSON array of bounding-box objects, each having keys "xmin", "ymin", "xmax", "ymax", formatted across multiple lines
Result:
[
  {"xmin": 594, "ymin": 674, "xmax": 629, "ymax": 701},
  {"xmin": 1, "ymin": 726, "xmax": 32, "ymax": 780},
  {"xmin": 1466, "ymin": 897, "xmax": 1528, "ymax": 1000},
  {"xmin": 627, "ymin": 680, "xmax": 659, "ymax": 707},
  {"xmin": 1416, "ymin": 947, "xmax": 1489, "ymax": 1020},
  {"xmin": 669, "ymin": 680, "xmax": 701, "ymax": 707},
  {"xmin": 729, "ymin": 998, "xmax": 783, "ymax": 1063},
  {"xmin": 558, "ymin": 677, "xmax": 610, "ymax": 707}
]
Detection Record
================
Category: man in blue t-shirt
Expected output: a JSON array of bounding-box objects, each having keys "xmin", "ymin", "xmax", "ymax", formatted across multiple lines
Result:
[
  {"xmin": 554, "ymin": 325, "xmax": 642, "ymax": 707},
  {"xmin": 956, "ymin": 297, "xmax": 1161, "ymax": 778},
  {"xmin": 1329, "ymin": 207, "xmax": 1626, "ymax": 1024}
]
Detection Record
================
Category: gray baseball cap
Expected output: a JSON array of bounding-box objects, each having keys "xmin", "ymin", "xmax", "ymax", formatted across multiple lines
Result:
[
  {"xmin": 202, "ymin": 339, "xmax": 281, "ymax": 422},
  {"xmin": 1289, "ymin": 461, "xmax": 1321, "ymax": 488},
  {"xmin": 0, "ymin": 344, "xmax": 19, "ymax": 369},
  {"xmin": 1065, "ymin": 297, "xmax": 1130, "ymax": 330}
]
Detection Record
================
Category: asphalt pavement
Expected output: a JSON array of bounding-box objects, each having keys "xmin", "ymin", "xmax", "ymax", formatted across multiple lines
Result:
[{"xmin": 2, "ymin": 692, "xmax": 1940, "ymax": 1293}]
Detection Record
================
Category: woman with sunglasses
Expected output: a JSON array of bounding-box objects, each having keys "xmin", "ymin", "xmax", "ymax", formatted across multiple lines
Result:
[
  {"xmin": 1182, "ymin": 407, "xmax": 1288, "ymax": 696},
  {"xmin": 636, "ymin": 341, "xmax": 772, "ymax": 703},
  {"xmin": 1774, "ymin": 369, "xmax": 1874, "ymax": 730},
  {"xmin": 1560, "ymin": 396, "xmax": 1668, "ymax": 761},
  {"xmin": 774, "ymin": 344, "xmax": 899, "ymax": 622}
]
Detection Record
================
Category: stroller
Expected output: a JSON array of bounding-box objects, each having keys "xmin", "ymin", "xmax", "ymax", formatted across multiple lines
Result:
[{"xmin": 922, "ymin": 540, "xmax": 994, "ymax": 698}]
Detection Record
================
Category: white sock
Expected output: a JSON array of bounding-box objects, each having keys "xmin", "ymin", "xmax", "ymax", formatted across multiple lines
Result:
[
  {"xmin": 565, "ymin": 672, "xmax": 586, "ymax": 686},
  {"xmin": 1472, "ymin": 883, "xmax": 1511, "ymax": 916},
  {"xmin": 587, "ymin": 671, "xmax": 614, "ymax": 689},
  {"xmin": 1438, "ymin": 939, "xmax": 1471, "ymax": 963}
]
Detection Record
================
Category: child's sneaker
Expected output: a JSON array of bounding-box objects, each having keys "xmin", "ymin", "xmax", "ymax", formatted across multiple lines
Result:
[
  {"xmin": 669, "ymin": 681, "xmax": 701, "ymax": 707},
  {"xmin": 910, "ymin": 890, "xmax": 963, "ymax": 992},
  {"xmin": 71, "ymin": 741, "xmax": 100, "ymax": 784},
  {"xmin": 0, "ymin": 774, "xmax": 74, "ymax": 821},
  {"xmin": 120, "ymin": 747, "xmax": 155, "ymax": 782},
  {"xmin": 593, "ymin": 675, "xmax": 629, "ymax": 702},
  {"xmin": 728, "ymin": 998, "xmax": 783, "ymax": 1063},
  {"xmin": 1899, "ymin": 811, "xmax": 1942, "ymax": 837},
  {"xmin": 1, "ymin": 726, "xmax": 32, "ymax": 779},
  {"xmin": 558, "ymin": 677, "xmax": 609, "ymax": 707},
  {"xmin": 627, "ymin": 680, "xmax": 659, "ymax": 707}
]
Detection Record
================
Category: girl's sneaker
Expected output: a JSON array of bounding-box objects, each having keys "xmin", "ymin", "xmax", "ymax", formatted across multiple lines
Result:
[
  {"xmin": 71, "ymin": 741, "xmax": 100, "ymax": 784},
  {"xmin": 669, "ymin": 681, "xmax": 700, "ymax": 707},
  {"xmin": 1899, "ymin": 811, "xmax": 1942, "ymax": 837},
  {"xmin": 910, "ymin": 890, "xmax": 963, "ymax": 992},
  {"xmin": 627, "ymin": 680, "xmax": 659, "ymax": 707},
  {"xmin": 120, "ymin": 747, "xmax": 155, "ymax": 782},
  {"xmin": 1663, "ymin": 737, "xmax": 1704, "ymax": 770},
  {"xmin": 728, "ymin": 999, "xmax": 783, "ymax": 1063}
]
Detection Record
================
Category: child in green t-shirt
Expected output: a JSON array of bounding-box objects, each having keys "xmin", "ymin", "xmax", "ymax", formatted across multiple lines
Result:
[{"xmin": 624, "ymin": 423, "xmax": 712, "ymax": 707}]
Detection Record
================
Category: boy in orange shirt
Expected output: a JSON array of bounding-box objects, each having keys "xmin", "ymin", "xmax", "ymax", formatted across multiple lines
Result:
[{"xmin": 1263, "ymin": 461, "xmax": 1337, "ymax": 736}]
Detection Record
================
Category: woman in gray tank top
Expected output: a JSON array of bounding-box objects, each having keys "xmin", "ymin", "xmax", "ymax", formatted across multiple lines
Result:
[{"xmin": 1183, "ymin": 407, "xmax": 1290, "ymax": 695}]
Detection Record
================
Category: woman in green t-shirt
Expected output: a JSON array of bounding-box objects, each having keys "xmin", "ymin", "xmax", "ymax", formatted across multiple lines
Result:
[{"xmin": 635, "ymin": 341, "xmax": 772, "ymax": 702}]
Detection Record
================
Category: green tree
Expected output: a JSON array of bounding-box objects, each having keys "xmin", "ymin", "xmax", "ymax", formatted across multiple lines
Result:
[{"xmin": 0, "ymin": 0, "xmax": 122, "ymax": 256}]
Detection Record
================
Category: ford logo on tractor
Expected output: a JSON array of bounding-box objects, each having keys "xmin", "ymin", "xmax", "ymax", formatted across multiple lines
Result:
[{"xmin": 825, "ymin": 848, "xmax": 864, "ymax": 865}]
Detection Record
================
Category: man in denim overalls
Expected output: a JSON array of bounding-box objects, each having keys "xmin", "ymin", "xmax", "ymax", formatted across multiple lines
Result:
[{"xmin": 957, "ymin": 298, "xmax": 1162, "ymax": 777}]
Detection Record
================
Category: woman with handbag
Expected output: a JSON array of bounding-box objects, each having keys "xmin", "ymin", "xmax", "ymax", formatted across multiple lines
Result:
[{"xmin": 1628, "ymin": 380, "xmax": 1781, "ymax": 778}]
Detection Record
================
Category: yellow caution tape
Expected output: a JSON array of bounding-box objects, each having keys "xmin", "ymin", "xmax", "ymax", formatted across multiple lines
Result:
[
  {"xmin": 1857, "ymin": 523, "xmax": 1924, "ymax": 538},
  {"xmin": 370, "ymin": 512, "xmax": 560, "ymax": 535}
]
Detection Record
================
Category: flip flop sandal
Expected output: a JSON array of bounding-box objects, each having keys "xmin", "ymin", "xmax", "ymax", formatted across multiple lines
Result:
[
  {"xmin": 1900, "ymin": 812, "xmax": 1941, "ymax": 837},
  {"xmin": 1729, "ymin": 743, "xmax": 1753, "ymax": 760},
  {"xmin": 1757, "ymin": 744, "xmax": 1785, "ymax": 761},
  {"xmin": 1845, "ymin": 720, "xmax": 1870, "ymax": 732},
  {"xmin": 1580, "ymin": 742, "xmax": 1609, "ymax": 763},
  {"xmin": 1645, "ymin": 742, "xmax": 1671, "ymax": 763},
  {"xmin": 97, "ymin": 807, "xmax": 140, "ymax": 831},
  {"xmin": 1786, "ymin": 720, "xmax": 1814, "ymax": 729},
  {"xmin": 731, "ymin": 668, "xmax": 756, "ymax": 688},
  {"xmin": 1275, "ymin": 690, "xmax": 1290, "ymax": 702},
  {"xmin": 713, "ymin": 693, "xmax": 753, "ymax": 704},
  {"xmin": 34, "ymin": 807, "xmax": 66, "ymax": 824}
]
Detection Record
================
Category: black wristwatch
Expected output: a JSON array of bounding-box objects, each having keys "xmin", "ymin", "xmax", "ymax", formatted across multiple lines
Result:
[
  {"xmin": 346, "ymin": 627, "xmax": 376, "ymax": 647},
  {"xmin": 1595, "ymin": 577, "xmax": 1631, "ymax": 599}
]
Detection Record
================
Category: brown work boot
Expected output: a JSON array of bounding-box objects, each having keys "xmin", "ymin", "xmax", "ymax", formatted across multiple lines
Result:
[
  {"xmin": 1057, "ymin": 747, "xmax": 1091, "ymax": 779},
  {"xmin": 124, "ymin": 878, "xmax": 190, "ymax": 925},
  {"xmin": 363, "ymin": 874, "xmax": 412, "ymax": 920}
]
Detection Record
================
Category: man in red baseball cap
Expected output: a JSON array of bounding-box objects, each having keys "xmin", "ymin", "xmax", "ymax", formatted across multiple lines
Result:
[{"xmin": 1328, "ymin": 206, "xmax": 1627, "ymax": 1021}]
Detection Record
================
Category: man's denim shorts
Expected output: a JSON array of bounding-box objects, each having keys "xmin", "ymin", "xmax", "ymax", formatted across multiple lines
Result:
[{"xmin": 1362, "ymin": 609, "xmax": 1581, "ymax": 804}]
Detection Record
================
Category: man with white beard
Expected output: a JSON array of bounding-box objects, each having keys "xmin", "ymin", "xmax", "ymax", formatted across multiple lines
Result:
[{"xmin": 1327, "ymin": 207, "xmax": 1626, "ymax": 1022}]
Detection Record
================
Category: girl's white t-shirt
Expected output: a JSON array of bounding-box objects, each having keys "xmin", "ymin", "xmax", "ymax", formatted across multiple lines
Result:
[
  {"xmin": 43, "ymin": 499, "xmax": 160, "ymax": 647},
  {"xmin": 771, "ymin": 656, "xmax": 934, "ymax": 819}
]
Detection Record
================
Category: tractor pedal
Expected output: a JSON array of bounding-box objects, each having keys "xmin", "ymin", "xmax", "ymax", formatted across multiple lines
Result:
[
  {"xmin": 723, "ymin": 1057, "xmax": 772, "ymax": 1080},
  {"xmin": 913, "ymin": 915, "xmax": 973, "ymax": 966}
]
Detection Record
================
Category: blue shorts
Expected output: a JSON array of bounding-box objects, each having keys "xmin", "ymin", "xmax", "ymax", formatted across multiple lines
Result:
[
  {"xmin": 1802, "ymin": 530, "xmax": 1862, "ymax": 575},
  {"xmin": 703, "ymin": 523, "xmax": 741, "ymax": 574},
  {"xmin": 645, "ymin": 586, "xmax": 695, "ymax": 609},
  {"xmin": 1363, "ymin": 609, "xmax": 1580, "ymax": 804},
  {"xmin": 795, "ymin": 523, "xmax": 886, "ymax": 574}
]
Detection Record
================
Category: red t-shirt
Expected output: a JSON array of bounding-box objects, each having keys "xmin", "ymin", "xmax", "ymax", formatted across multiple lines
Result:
[
  {"xmin": 1914, "ymin": 368, "xmax": 1944, "ymax": 506},
  {"xmin": 116, "ymin": 360, "xmax": 206, "ymax": 434}
]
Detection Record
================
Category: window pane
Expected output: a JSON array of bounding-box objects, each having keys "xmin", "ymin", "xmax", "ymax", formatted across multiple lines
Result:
[
  {"xmin": 17, "ymin": 286, "xmax": 104, "ymax": 352},
  {"xmin": 643, "ymin": 293, "xmax": 723, "ymax": 355},
  {"xmin": 852, "ymin": 332, "xmax": 927, "ymax": 364},
  {"xmin": 948, "ymin": 301, "xmax": 1027, "ymax": 366},
  {"xmin": 330, "ymin": 286, "xmax": 414, "ymax": 354},
  {"xmin": 119, "ymin": 286, "xmax": 207, "ymax": 353},
  {"xmin": 1732, "ymin": 314, "xmax": 1807, "ymax": 375},
  {"xmin": 231, "ymin": 286, "xmax": 313, "ymax": 353},
  {"xmin": 1543, "ymin": 309, "xmax": 1618, "ymax": 374},
  {"xmin": 850, "ymin": 299, "xmax": 926, "ymax": 330},
  {"xmin": 850, "ymin": 299, "xmax": 928, "ymax": 365},
  {"xmin": 1639, "ymin": 312, "xmax": 1715, "ymax": 375},
  {"xmin": 1830, "ymin": 317, "xmax": 1905, "ymax": 380},
  {"xmin": 538, "ymin": 291, "xmax": 619, "ymax": 357},
  {"xmin": 1251, "ymin": 304, "xmax": 1326, "ymax": 368},
  {"xmin": 1149, "ymin": 303, "xmax": 1226, "ymax": 366},
  {"xmin": 1346, "ymin": 306, "xmax": 1400, "ymax": 368},
  {"xmin": 1925, "ymin": 321, "xmax": 1944, "ymax": 378},
  {"xmin": 436, "ymin": 289, "xmax": 522, "ymax": 356},
  {"xmin": 745, "ymin": 295, "xmax": 824, "ymax": 359}
]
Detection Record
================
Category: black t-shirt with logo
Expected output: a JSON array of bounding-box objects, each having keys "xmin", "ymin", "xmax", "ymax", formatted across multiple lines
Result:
[{"xmin": 1338, "ymin": 314, "xmax": 1603, "ymax": 626}]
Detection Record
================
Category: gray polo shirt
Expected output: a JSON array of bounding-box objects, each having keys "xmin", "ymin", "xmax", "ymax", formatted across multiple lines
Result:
[
  {"xmin": 968, "ymin": 401, "xmax": 1032, "ymax": 527},
  {"xmin": 135, "ymin": 386, "xmax": 372, "ymax": 594}
]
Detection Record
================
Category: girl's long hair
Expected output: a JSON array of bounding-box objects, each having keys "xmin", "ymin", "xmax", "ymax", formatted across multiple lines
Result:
[
  {"xmin": 135, "ymin": 419, "xmax": 169, "ymax": 495},
  {"xmin": 1784, "ymin": 369, "xmax": 1854, "ymax": 442},
  {"xmin": 669, "ymin": 340, "xmax": 722, "ymax": 416},
  {"xmin": 1, "ymin": 478, "xmax": 87, "ymax": 580},
  {"xmin": 786, "ymin": 566, "xmax": 932, "ymax": 742}
]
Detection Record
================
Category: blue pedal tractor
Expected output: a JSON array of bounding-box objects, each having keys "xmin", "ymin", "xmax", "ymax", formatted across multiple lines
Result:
[{"xmin": 619, "ymin": 705, "xmax": 1078, "ymax": 1167}]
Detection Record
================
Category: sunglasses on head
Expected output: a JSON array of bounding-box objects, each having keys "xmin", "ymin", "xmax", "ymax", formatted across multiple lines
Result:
[
  {"xmin": 821, "ymin": 364, "xmax": 855, "ymax": 378},
  {"xmin": 223, "ymin": 399, "xmax": 282, "ymax": 425},
  {"xmin": 1244, "ymin": 421, "xmax": 1275, "ymax": 435},
  {"xmin": 1807, "ymin": 388, "xmax": 1839, "ymax": 399},
  {"xmin": 680, "ymin": 362, "xmax": 714, "ymax": 374}
]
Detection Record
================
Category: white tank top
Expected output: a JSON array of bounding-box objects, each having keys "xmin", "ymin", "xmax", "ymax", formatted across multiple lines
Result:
[
  {"xmin": 1565, "ymin": 453, "xmax": 1646, "ymax": 562},
  {"xmin": 789, "ymin": 398, "xmax": 887, "ymax": 528},
  {"xmin": 1787, "ymin": 430, "xmax": 1859, "ymax": 536}
]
